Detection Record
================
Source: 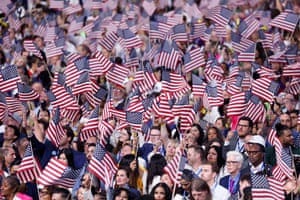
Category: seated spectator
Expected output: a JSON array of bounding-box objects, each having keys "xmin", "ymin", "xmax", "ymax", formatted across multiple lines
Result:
[
  {"xmin": 150, "ymin": 182, "xmax": 172, "ymax": 200},
  {"xmin": 190, "ymin": 178, "xmax": 212, "ymax": 200}
]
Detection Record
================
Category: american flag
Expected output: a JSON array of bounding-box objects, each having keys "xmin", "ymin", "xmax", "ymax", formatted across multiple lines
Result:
[
  {"xmin": 0, "ymin": 0, "xmax": 14, "ymax": 14},
  {"xmin": 88, "ymin": 143, "xmax": 118, "ymax": 187},
  {"xmin": 192, "ymin": 74, "xmax": 206, "ymax": 97},
  {"xmin": 83, "ymin": 0, "xmax": 103, "ymax": 9},
  {"xmin": 80, "ymin": 105, "xmax": 100, "ymax": 141},
  {"xmin": 117, "ymin": 29, "xmax": 143, "ymax": 49},
  {"xmin": 23, "ymin": 40, "xmax": 43, "ymax": 59},
  {"xmin": 226, "ymin": 71, "xmax": 250, "ymax": 95},
  {"xmin": 99, "ymin": 31, "xmax": 119, "ymax": 51},
  {"xmin": 258, "ymin": 30, "xmax": 273, "ymax": 49},
  {"xmin": 17, "ymin": 142, "xmax": 41, "ymax": 183},
  {"xmin": 0, "ymin": 65, "xmax": 21, "ymax": 92},
  {"xmin": 37, "ymin": 157, "xmax": 82, "ymax": 188},
  {"xmin": 17, "ymin": 83, "xmax": 39, "ymax": 101},
  {"xmin": 63, "ymin": 3, "xmax": 82, "ymax": 16},
  {"xmin": 231, "ymin": 32, "xmax": 254, "ymax": 53},
  {"xmin": 251, "ymin": 63, "xmax": 276, "ymax": 79},
  {"xmin": 244, "ymin": 94, "xmax": 266, "ymax": 123},
  {"xmin": 68, "ymin": 16, "xmax": 84, "ymax": 34},
  {"xmin": 142, "ymin": 0, "xmax": 156, "ymax": 16},
  {"xmin": 251, "ymin": 174, "xmax": 285, "ymax": 200},
  {"xmin": 45, "ymin": 43, "xmax": 63, "ymax": 59},
  {"xmin": 269, "ymin": 12, "xmax": 299, "ymax": 32},
  {"xmin": 238, "ymin": 15, "xmax": 260, "ymax": 39},
  {"xmin": 149, "ymin": 21, "xmax": 172, "ymax": 40},
  {"xmin": 207, "ymin": 6, "xmax": 233, "ymax": 27},
  {"xmin": 98, "ymin": 120, "xmax": 114, "ymax": 146},
  {"xmin": 214, "ymin": 23, "xmax": 227, "ymax": 39},
  {"xmin": 154, "ymin": 15, "xmax": 180, "ymax": 27},
  {"xmin": 157, "ymin": 40, "xmax": 181, "ymax": 70},
  {"xmin": 227, "ymin": 91, "xmax": 249, "ymax": 117},
  {"xmin": 72, "ymin": 72, "xmax": 93, "ymax": 95},
  {"xmin": 164, "ymin": 150, "xmax": 185, "ymax": 184},
  {"xmin": 268, "ymin": 123, "xmax": 294, "ymax": 181},
  {"xmin": 183, "ymin": 47, "xmax": 206, "ymax": 73},
  {"xmin": 0, "ymin": 93, "xmax": 7, "ymax": 123},
  {"xmin": 65, "ymin": 57, "xmax": 91, "ymax": 87},
  {"xmin": 238, "ymin": 43, "xmax": 256, "ymax": 62},
  {"xmin": 35, "ymin": 20, "xmax": 47, "ymax": 37},
  {"xmin": 151, "ymin": 94, "xmax": 174, "ymax": 123},
  {"xmin": 203, "ymin": 81, "xmax": 224, "ymax": 108},
  {"xmin": 6, "ymin": 96, "xmax": 24, "ymax": 114},
  {"xmin": 46, "ymin": 108, "xmax": 66, "ymax": 148},
  {"xmin": 126, "ymin": 48, "xmax": 139, "ymax": 67},
  {"xmin": 200, "ymin": 27, "xmax": 212, "ymax": 42},
  {"xmin": 286, "ymin": 78, "xmax": 300, "ymax": 95},
  {"xmin": 172, "ymin": 95, "xmax": 195, "ymax": 132},
  {"xmin": 284, "ymin": 44, "xmax": 298, "ymax": 62},
  {"xmin": 184, "ymin": 0, "xmax": 202, "ymax": 18},
  {"xmin": 190, "ymin": 18, "xmax": 206, "ymax": 40},
  {"xmin": 204, "ymin": 60, "xmax": 224, "ymax": 82},
  {"xmin": 126, "ymin": 111, "xmax": 143, "ymax": 130},
  {"xmin": 51, "ymin": 73, "xmax": 79, "ymax": 110},
  {"xmin": 49, "ymin": 0, "xmax": 65, "ymax": 9},
  {"xmin": 106, "ymin": 64, "xmax": 129, "ymax": 86},
  {"xmin": 161, "ymin": 70, "xmax": 189, "ymax": 94},
  {"xmin": 251, "ymin": 78, "xmax": 280, "ymax": 102},
  {"xmin": 8, "ymin": 13, "xmax": 22, "ymax": 31},
  {"xmin": 172, "ymin": 24, "xmax": 188, "ymax": 42},
  {"xmin": 86, "ymin": 86, "xmax": 108, "ymax": 108},
  {"xmin": 92, "ymin": 51, "xmax": 114, "ymax": 75}
]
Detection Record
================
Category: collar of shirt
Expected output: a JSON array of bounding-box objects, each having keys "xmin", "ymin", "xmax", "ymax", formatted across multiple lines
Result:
[{"xmin": 250, "ymin": 162, "xmax": 264, "ymax": 174}]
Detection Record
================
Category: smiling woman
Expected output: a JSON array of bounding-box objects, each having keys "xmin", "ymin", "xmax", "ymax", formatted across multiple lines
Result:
[{"xmin": 1, "ymin": 175, "xmax": 32, "ymax": 200}]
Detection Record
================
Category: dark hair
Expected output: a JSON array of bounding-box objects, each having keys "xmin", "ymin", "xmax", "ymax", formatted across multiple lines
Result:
[
  {"xmin": 58, "ymin": 148, "xmax": 75, "ymax": 168},
  {"xmin": 190, "ymin": 178, "xmax": 212, "ymax": 200},
  {"xmin": 206, "ymin": 126, "xmax": 224, "ymax": 142},
  {"xmin": 113, "ymin": 187, "xmax": 130, "ymax": 200},
  {"xmin": 181, "ymin": 169, "xmax": 196, "ymax": 182},
  {"xmin": 63, "ymin": 125, "xmax": 74, "ymax": 144},
  {"xmin": 7, "ymin": 125, "xmax": 20, "ymax": 142},
  {"xmin": 238, "ymin": 116, "xmax": 253, "ymax": 129},
  {"xmin": 52, "ymin": 187, "xmax": 71, "ymax": 200},
  {"xmin": 119, "ymin": 154, "xmax": 140, "ymax": 188},
  {"xmin": 146, "ymin": 154, "xmax": 167, "ymax": 192},
  {"xmin": 206, "ymin": 145, "xmax": 225, "ymax": 171},
  {"xmin": 188, "ymin": 145, "xmax": 205, "ymax": 161},
  {"xmin": 275, "ymin": 123, "xmax": 290, "ymax": 137},
  {"xmin": 191, "ymin": 124, "xmax": 205, "ymax": 146},
  {"xmin": 2, "ymin": 175, "xmax": 20, "ymax": 195},
  {"xmin": 37, "ymin": 119, "xmax": 49, "ymax": 130},
  {"xmin": 150, "ymin": 182, "xmax": 172, "ymax": 200},
  {"xmin": 201, "ymin": 161, "xmax": 219, "ymax": 174}
]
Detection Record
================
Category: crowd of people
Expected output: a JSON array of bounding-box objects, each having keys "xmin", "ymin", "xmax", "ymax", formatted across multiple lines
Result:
[{"xmin": 0, "ymin": 0, "xmax": 299, "ymax": 199}]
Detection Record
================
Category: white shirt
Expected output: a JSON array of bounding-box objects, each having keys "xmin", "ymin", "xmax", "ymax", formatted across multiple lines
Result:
[
  {"xmin": 211, "ymin": 184, "xmax": 231, "ymax": 200},
  {"xmin": 250, "ymin": 162, "xmax": 264, "ymax": 174}
]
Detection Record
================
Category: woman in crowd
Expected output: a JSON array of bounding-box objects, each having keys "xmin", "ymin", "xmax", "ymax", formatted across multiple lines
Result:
[
  {"xmin": 164, "ymin": 139, "xmax": 179, "ymax": 163},
  {"xmin": 206, "ymin": 145, "xmax": 226, "ymax": 180},
  {"xmin": 144, "ymin": 154, "xmax": 167, "ymax": 194},
  {"xmin": 114, "ymin": 167, "xmax": 141, "ymax": 199},
  {"xmin": 1, "ymin": 175, "xmax": 31, "ymax": 200},
  {"xmin": 119, "ymin": 154, "xmax": 143, "ymax": 192},
  {"xmin": 113, "ymin": 187, "xmax": 130, "ymax": 200},
  {"xmin": 150, "ymin": 182, "xmax": 172, "ymax": 200}
]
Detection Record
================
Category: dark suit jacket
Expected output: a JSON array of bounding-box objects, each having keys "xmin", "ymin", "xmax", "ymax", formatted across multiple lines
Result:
[{"xmin": 220, "ymin": 175, "xmax": 240, "ymax": 195}]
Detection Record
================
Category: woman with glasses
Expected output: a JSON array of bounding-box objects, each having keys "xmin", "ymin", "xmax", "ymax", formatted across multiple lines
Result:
[{"xmin": 220, "ymin": 151, "xmax": 244, "ymax": 199}]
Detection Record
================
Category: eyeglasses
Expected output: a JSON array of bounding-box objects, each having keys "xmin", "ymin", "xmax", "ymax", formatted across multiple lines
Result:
[
  {"xmin": 226, "ymin": 161, "xmax": 239, "ymax": 164},
  {"xmin": 246, "ymin": 151, "xmax": 261, "ymax": 155},
  {"xmin": 237, "ymin": 124, "xmax": 249, "ymax": 128}
]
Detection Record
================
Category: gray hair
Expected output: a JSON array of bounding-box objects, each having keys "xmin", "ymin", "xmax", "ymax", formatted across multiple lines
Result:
[{"xmin": 226, "ymin": 151, "xmax": 244, "ymax": 164}]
